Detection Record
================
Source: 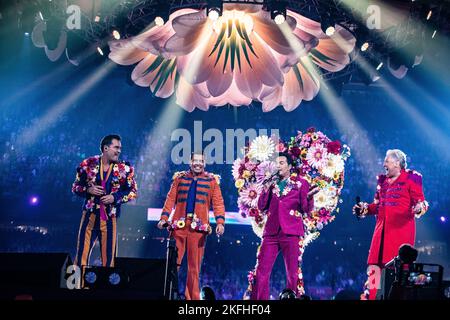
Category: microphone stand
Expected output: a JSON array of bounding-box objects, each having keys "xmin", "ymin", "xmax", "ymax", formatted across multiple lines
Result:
[{"xmin": 163, "ymin": 225, "xmax": 178, "ymax": 300}]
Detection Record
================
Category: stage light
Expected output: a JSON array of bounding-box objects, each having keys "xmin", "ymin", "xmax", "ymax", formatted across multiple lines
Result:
[
  {"xmin": 154, "ymin": 16, "xmax": 165, "ymax": 26},
  {"xmin": 440, "ymin": 216, "xmax": 446, "ymax": 223},
  {"xmin": 109, "ymin": 272, "xmax": 121, "ymax": 285},
  {"xmin": 376, "ymin": 62, "xmax": 383, "ymax": 71},
  {"xmin": 97, "ymin": 46, "xmax": 104, "ymax": 56},
  {"xmin": 24, "ymin": 32, "xmax": 30, "ymax": 37},
  {"xmin": 84, "ymin": 271, "xmax": 97, "ymax": 284},
  {"xmin": 361, "ymin": 42, "xmax": 369, "ymax": 52},
  {"xmin": 269, "ymin": 0, "xmax": 287, "ymax": 25},
  {"xmin": 154, "ymin": 1, "xmax": 171, "ymax": 25},
  {"xmin": 273, "ymin": 12, "xmax": 286, "ymax": 25},
  {"xmin": 208, "ymin": 8, "xmax": 220, "ymax": 21},
  {"xmin": 94, "ymin": 15, "xmax": 100, "ymax": 23},
  {"xmin": 112, "ymin": 30, "xmax": 121, "ymax": 40},
  {"xmin": 207, "ymin": 0, "xmax": 223, "ymax": 21},
  {"xmin": 29, "ymin": 196, "xmax": 39, "ymax": 206},
  {"xmin": 325, "ymin": 26, "xmax": 335, "ymax": 36},
  {"xmin": 426, "ymin": 10, "xmax": 432, "ymax": 21},
  {"xmin": 320, "ymin": 12, "xmax": 335, "ymax": 36},
  {"xmin": 431, "ymin": 30, "xmax": 437, "ymax": 38}
]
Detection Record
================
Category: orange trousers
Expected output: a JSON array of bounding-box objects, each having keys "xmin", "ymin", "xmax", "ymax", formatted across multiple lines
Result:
[{"xmin": 172, "ymin": 221, "xmax": 206, "ymax": 300}]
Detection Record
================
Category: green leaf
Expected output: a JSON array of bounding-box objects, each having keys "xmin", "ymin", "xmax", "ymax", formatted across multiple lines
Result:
[
  {"xmin": 227, "ymin": 19, "xmax": 233, "ymax": 39},
  {"xmin": 143, "ymin": 56, "xmax": 164, "ymax": 76},
  {"xmin": 209, "ymin": 24, "xmax": 226, "ymax": 57},
  {"xmin": 150, "ymin": 59, "xmax": 171, "ymax": 87},
  {"xmin": 230, "ymin": 32, "xmax": 237, "ymax": 72},
  {"xmin": 153, "ymin": 59, "xmax": 175, "ymax": 94},
  {"xmin": 214, "ymin": 40, "xmax": 225, "ymax": 67},
  {"xmin": 223, "ymin": 43, "xmax": 230, "ymax": 73},
  {"xmin": 299, "ymin": 59, "xmax": 320, "ymax": 87},
  {"xmin": 309, "ymin": 49, "xmax": 337, "ymax": 65},
  {"xmin": 293, "ymin": 64, "xmax": 303, "ymax": 91},
  {"xmin": 235, "ymin": 38, "xmax": 242, "ymax": 72},
  {"xmin": 235, "ymin": 20, "xmax": 245, "ymax": 40},
  {"xmin": 241, "ymin": 40, "xmax": 252, "ymax": 68},
  {"xmin": 242, "ymin": 27, "xmax": 258, "ymax": 58}
]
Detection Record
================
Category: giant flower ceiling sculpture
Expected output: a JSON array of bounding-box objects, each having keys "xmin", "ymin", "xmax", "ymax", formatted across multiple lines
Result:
[{"xmin": 109, "ymin": 3, "xmax": 356, "ymax": 112}]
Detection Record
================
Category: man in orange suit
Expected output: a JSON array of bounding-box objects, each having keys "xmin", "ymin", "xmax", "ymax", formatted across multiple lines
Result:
[{"xmin": 157, "ymin": 152, "xmax": 225, "ymax": 300}]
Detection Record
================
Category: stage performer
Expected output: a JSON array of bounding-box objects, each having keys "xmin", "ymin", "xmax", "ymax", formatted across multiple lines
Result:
[
  {"xmin": 72, "ymin": 134, "xmax": 137, "ymax": 267},
  {"xmin": 251, "ymin": 152, "xmax": 316, "ymax": 300},
  {"xmin": 353, "ymin": 149, "xmax": 428, "ymax": 300},
  {"xmin": 157, "ymin": 151, "xmax": 225, "ymax": 300}
]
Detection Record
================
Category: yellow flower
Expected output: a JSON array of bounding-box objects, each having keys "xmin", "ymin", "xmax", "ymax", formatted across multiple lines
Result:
[
  {"xmin": 122, "ymin": 195, "xmax": 128, "ymax": 202},
  {"xmin": 235, "ymin": 179, "xmax": 245, "ymax": 189},
  {"xmin": 176, "ymin": 220, "xmax": 185, "ymax": 229},
  {"xmin": 242, "ymin": 170, "xmax": 251, "ymax": 179},
  {"xmin": 300, "ymin": 149, "xmax": 308, "ymax": 159},
  {"xmin": 312, "ymin": 133, "xmax": 318, "ymax": 141},
  {"xmin": 333, "ymin": 172, "xmax": 340, "ymax": 181}
]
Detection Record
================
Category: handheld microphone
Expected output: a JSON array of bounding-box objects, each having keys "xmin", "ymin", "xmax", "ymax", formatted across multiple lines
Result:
[
  {"xmin": 355, "ymin": 196, "xmax": 361, "ymax": 220},
  {"xmin": 262, "ymin": 171, "xmax": 279, "ymax": 184}
]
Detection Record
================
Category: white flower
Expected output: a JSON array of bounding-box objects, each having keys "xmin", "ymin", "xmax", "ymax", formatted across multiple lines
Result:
[
  {"xmin": 306, "ymin": 144, "xmax": 328, "ymax": 169},
  {"xmin": 232, "ymin": 158, "xmax": 244, "ymax": 180},
  {"xmin": 314, "ymin": 189, "xmax": 330, "ymax": 209},
  {"xmin": 191, "ymin": 222, "xmax": 197, "ymax": 229},
  {"xmin": 125, "ymin": 165, "xmax": 130, "ymax": 173},
  {"xmin": 249, "ymin": 136, "xmax": 275, "ymax": 162},
  {"xmin": 321, "ymin": 154, "xmax": 345, "ymax": 178}
]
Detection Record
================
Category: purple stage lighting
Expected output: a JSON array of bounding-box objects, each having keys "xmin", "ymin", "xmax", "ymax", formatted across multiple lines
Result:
[{"xmin": 30, "ymin": 196, "xmax": 39, "ymax": 206}]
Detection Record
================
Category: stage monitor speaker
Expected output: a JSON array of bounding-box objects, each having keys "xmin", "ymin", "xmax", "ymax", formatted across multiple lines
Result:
[
  {"xmin": 114, "ymin": 257, "xmax": 168, "ymax": 295},
  {"xmin": 0, "ymin": 252, "xmax": 72, "ymax": 289}
]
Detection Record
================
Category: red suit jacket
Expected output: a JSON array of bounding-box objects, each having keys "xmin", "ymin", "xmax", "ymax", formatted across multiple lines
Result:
[
  {"xmin": 160, "ymin": 171, "xmax": 225, "ymax": 227},
  {"xmin": 366, "ymin": 169, "xmax": 427, "ymax": 265}
]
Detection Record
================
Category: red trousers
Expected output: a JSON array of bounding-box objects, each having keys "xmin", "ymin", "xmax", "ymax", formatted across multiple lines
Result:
[{"xmin": 172, "ymin": 221, "xmax": 206, "ymax": 300}]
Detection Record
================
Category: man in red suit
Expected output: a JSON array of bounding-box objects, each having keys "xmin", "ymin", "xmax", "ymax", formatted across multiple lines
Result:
[{"xmin": 353, "ymin": 149, "xmax": 428, "ymax": 300}]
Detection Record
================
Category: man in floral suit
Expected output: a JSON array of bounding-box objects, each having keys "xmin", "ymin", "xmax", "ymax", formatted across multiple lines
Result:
[
  {"xmin": 251, "ymin": 152, "xmax": 315, "ymax": 300},
  {"xmin": 72, "ymin": 134, "xmax": 137, "ymax": 267},
  {"xmin": 157, "ymin": 152, "xmax": 225, "ymax": 300},
  {"xmin": 353, "ymin": 149, "xmax": 428, "ymax": 300}
]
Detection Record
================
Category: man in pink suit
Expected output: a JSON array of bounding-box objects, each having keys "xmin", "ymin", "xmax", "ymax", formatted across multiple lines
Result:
[{"xmin": 251, "ymin": 152, "xmax": 316, "ymax": 300}]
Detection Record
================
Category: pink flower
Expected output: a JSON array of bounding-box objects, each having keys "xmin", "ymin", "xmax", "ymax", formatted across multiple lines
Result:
[
  {"xmin": 289, "ymin": 146, "xmax": 301, "ymax": 158},
  {"xmin": 245, "ymin": 161, "xmax": 257, "ymax": 171},
  {"xmin": 86, "ymin": 199, "xmax": 94, "ymax": 210},
  {"xmin": 327, "ymin": 140, "xmax": 341, "ymax": 155},
  {"xmin": 249, "ymin": 208, "xmax": 259, "ymax": 217},
  {"xmin": 240, "ymin": 183, "xmax": 262, "ymax": 207},
  {"xmin": 255, "ymin": 161, "xmax": 277, "ymax": 185},
  {"xmin": 276, "ymin": 142, "xmax": 286, "ymax": 153}
]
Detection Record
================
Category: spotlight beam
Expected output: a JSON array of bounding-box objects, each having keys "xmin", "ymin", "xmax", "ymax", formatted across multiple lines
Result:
[
  {"xmin": 355, "ymin": 55, "xmax": 450, "ymax": 156},
  {"xmin": 16, "ymin": 61, "xmax": 116, "ymax": 149},
  {"xmin": 278, "ymin": 21, "xmax": 381, "ymax": 187}
]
